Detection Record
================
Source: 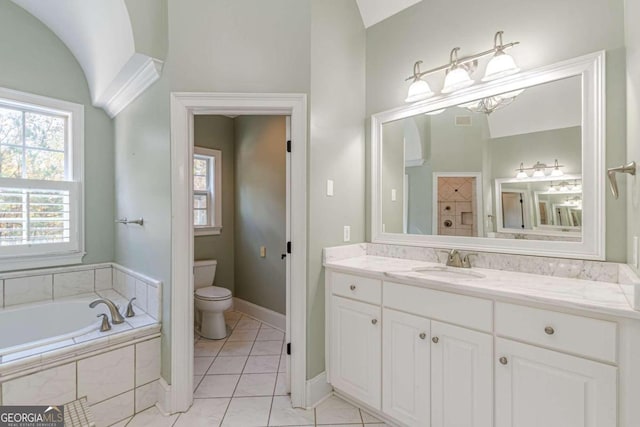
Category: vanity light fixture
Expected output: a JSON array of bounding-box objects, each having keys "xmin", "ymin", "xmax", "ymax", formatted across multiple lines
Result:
[
  {"xmin": 405, "ymin": 61, "xmax": 435, "ymax": 103},
  {"xmin": 404, "ymin": 31, "xmax": 520, "ymax": 103},
  {"xmin": 515, "ymin": 159, "xmax": 565, "ymax": 179},
  {"xmin": 572, "ymin": 180, "xmax": 582, "ymax": 191},
  {"xmin": 482, "ymin": 31, "xmax": 521, "ymax": 81}
]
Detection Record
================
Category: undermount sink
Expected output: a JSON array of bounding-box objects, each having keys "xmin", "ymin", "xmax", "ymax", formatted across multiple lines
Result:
[{"xmin": 411, "ymin": 266, "xmax": 486, "ymax": 279}]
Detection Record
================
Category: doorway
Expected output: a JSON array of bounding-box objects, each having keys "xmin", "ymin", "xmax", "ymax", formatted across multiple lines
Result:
[{"xmin": 169, "ymin": 93, "xmax": 307, "ymax": 412}]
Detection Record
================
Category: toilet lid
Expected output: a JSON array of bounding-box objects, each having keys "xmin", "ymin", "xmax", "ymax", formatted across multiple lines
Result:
[{"xmin": 195, "ymin": 286, "xmax": 232, "ymax": 301}]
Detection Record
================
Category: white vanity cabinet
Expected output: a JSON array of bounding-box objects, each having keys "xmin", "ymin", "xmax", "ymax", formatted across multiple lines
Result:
[
  {"xmin": 330, "ymin": 295, "xmax": 381, "ymax": 408},
  {"xmin": 325, "ymin": 267, "xmax": 627, "ymax": 427}
]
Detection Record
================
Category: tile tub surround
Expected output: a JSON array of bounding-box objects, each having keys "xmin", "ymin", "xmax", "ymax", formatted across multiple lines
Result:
[
  {"xmin": 0, "ymin": 263, "xmax": 161, "ymax": 320},
  {"xmin": 0, "ymin": 337, "xmax": 161, "ymax": 427},
  {"xmin": 324, "ymin": 254, "xmax": 640, "ymax": 320},
  {"xmin": 324, "ymin": 243, "xmax": 622, "ymax": 284}
]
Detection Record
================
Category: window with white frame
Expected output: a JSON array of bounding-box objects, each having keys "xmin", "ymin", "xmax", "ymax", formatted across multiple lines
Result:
[
  {"xmin": 193, "ymin": 147, "xmax": 222, "ymax": 235},
  {"xmin": 0, "ymin": 87, "xmax": 84, "ymax": 270}
]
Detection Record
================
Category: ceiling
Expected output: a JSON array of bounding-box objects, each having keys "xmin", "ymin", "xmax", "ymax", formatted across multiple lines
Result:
[{"xmin": 355, "ymin": 0, "xmax": 423, "ymax": 28}]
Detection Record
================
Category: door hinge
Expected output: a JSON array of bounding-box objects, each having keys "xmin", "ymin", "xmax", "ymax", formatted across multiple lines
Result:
[
  {"xmin": 287, "ymin": 241, "xmax": 292, "ymax": 254},
  {"xmin": 287, "ymin": 342, "xmax": 291, "ymax": 355},
  {"xmin": 286, "ymin": 140, "xmax": 291, "ymax": 153}
]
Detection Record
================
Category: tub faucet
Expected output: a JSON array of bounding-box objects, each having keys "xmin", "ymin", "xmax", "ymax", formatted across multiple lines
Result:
[{"xmin": 89, "ymin": 298, "xmax": 125, "ymax": 324}]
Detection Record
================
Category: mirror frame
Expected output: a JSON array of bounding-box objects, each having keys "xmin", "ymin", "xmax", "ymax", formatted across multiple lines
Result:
[{"xmin": 371, "ymin": 51, "xmax": 605, "ymax": 260}]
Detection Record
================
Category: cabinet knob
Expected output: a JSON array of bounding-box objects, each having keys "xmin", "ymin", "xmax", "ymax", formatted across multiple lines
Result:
[
  {"xmin": 371, "ymin": 319, "xmax": 378, "ymax": 325},
  {"xmin": 544, "ymin": 326, "xmax": 555, "ymax": 335},
  {"xmin": 432, "ymin": 336, "xmax": 439, "ymax": 344},
  {"xmin": 419, "ymin": 332, "xmax": 427, "ymax": 340},
  {"xmin": 499, "ymin": 356, "xmax": 508, "ymax": 365},
  {"xmin": 349, "ymin": 284, "xmax": 356, "ymax": 291}
]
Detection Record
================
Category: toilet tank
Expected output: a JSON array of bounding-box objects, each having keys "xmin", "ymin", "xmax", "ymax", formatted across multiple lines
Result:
[{"xmin": 194, "ymin": 260, "xmax": 217, "ymax": 288}]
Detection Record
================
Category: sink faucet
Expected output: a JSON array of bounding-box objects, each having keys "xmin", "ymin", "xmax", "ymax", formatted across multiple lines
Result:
[
  {"xmin": 440, "ymin": 250, "xmax": 477, "ymax": 268},
  {"xmin": 441, "ymin": 249, "xmax": 464, "ymax": 268},
  {"xmin": 89, "ymin": 298, "xmax": 125, "ymax": 324}
]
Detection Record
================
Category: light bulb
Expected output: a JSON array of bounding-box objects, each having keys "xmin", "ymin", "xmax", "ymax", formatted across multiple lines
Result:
[
  {"xmin": 405, "ymin": 78, "xmax": 434, "ymax": 103},
  {"xmin": 550, "ymin": 167, "xmax": 564, "ymax": 177},
  {"xmin": 442, "ymin": 67, "xmax": 474, "ymax": 94}
]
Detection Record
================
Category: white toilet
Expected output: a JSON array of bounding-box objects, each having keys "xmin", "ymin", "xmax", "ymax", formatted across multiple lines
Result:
[{"xmin": 194, "ymin": 260, "xmax": 233, "ymax": 339}]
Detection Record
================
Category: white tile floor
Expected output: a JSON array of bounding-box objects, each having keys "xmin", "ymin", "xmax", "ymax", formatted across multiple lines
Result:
[{"xmin": 117, "ymin": 311, "xmax": 387, "ymax": 427}]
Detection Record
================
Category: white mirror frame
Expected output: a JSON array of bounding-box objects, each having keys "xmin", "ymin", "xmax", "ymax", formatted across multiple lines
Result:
[{"xmin": 371, "ymin": 51, "xmax": 605, "ymax": 260}]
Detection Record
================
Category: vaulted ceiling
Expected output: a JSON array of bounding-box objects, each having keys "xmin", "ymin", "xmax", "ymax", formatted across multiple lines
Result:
[{"xmin": 355, "ymin": 0, "xmax": 423, "ymax": 28}]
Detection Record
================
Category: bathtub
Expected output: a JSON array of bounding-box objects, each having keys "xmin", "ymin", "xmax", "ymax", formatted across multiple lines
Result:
[{"xmin": 0, "ymin": 300, "xmax": 107, "ymax": 359}]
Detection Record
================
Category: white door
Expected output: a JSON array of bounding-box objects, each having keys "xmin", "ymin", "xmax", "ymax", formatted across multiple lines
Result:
[
  {"xmin": 495, "ymin": 338, "xmax": 617, "ymax": 427},
  {"xmin": 431, "ymin": 321, "xmax": 493, "ymax": 427},
  {"xmin": 382, "ymin": 308, "xmax": 430, "ymax": 426},
  {"xmin": 331, "ymin": 296, "xmax": 381, "ymax": 409}
]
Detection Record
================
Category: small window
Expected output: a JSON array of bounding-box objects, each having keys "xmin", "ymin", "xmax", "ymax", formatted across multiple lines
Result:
[
  {"xmin": 193, "ymin": 147, "xmax": 222, "ymax": 235},
  {"xmin": 0, "ymin": 87, "xmax": 84, "ymax": 270}
]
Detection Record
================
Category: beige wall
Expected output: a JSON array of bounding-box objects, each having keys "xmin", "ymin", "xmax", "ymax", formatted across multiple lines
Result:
[
  {"xmin": 234, "ymin": 116, "xmax": 287, "ymax": 314},
  {"xmin": 365, "ymin": 0, "xmax": 627, "ymax": 262},
  {"xmin": 193, "ymin": 116, "xmax": 236, "ymax": 293}
]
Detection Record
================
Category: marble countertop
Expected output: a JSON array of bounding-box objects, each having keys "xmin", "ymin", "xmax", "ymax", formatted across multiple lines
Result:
[{"xmin": 324, "ymin": 255, "xmax": 640, "ymax": 320}]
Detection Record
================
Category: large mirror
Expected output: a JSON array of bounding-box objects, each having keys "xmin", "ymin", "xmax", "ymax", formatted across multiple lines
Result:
[{"xmin": 372, "ymin": 52, "xmax": 605, "ymax": 259}]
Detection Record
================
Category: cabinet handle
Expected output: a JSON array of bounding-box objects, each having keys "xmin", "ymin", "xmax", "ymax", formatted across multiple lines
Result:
[
  {"xmin": 432, "ymin": 336, "xmax": 439, "ymax": 344},
  {"xmin": 349, "ymin": 284, "xmax": 356, "ymax": 291},
  {"xmin": 371, "ymin": 319, "xmax": 378, "ymax": 325},
  {"xmin": 544, "ymin": 326, "xmax": 555, "ymax": 335},
  {"xmin": 499, "ymin": 356, "xmax": 508, "ymax": 365},
  {"xmin": 419, "ymin": 332, "xmax": 427, "ymax": 340}
]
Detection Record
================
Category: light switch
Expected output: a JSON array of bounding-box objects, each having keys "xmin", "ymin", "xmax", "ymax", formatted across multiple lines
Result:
[
  {"xmin": 327, "ymin": 179, "xmax": 334, "ymax": 196},
  {"xmin": 260, "ymin": 246, "xmax": 266, "ymax": 258},
  {"xmin": 343, "ymin": 226, "xmax": 351, "ymax": 242},
  {"xmin": 391, "ymin": 189, "xmax": 397, "ymax": 201}
]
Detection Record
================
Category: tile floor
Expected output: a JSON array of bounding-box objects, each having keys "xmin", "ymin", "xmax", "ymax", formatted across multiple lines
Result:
[{"xmin": 116, "ymin": 311, "xmax": 387, "ymax": 427}]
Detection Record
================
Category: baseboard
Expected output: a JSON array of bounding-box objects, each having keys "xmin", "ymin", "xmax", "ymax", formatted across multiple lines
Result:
[
  {"xmin": 154, "ymin": 377, "xmax": 172, "ymax": 415},
  {"xmin": 233, "ymin": 297, "xmax": 286, "ymax": 331},
  {"xmin": 306, "ymin": 371, "xmax": 333, "ymax": 408}
]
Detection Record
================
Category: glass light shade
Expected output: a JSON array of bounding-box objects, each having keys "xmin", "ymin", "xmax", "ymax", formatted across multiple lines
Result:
[
  {"xmin": 516, "ymin": 170, "xmax": 528, "ymax": 179},
  {"xmin": 482, "ymin": 52, "xmax": 520, "ymax": 82},
  {"xmin": 441, "ymin": 67, "xmax": 474, "ymax": 94},
  {"xmin": 560, "ymin": 183, "xmax": 570, "ymax": 192},
  {"xmin": 548, "ymin": 185, "xmax": 557, "ymax": 192},
  {"xmin": 550, "ymin": 167, "xmax": 564, "ymax": 177},
  {"xmin": 532, "ymin": 168, "xmax": 546, "ymax": 178},
  {"xmin": 405, "ymin": 79, "xmax": 434, "ymax": 103},
  {"xmin": 573, "ymin": 182, "xmax": 582, "ymax": 191}
]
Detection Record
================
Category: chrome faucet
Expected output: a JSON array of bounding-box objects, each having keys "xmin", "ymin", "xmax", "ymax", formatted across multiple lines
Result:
[{"xmin": 89, "ymin": 298, "xmax": 125, "ymax": 324}]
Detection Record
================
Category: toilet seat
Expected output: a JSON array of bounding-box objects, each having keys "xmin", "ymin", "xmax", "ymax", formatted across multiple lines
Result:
[{"xmin": 195, "ymin": 286, "xmax": 232, "ymax": 301}]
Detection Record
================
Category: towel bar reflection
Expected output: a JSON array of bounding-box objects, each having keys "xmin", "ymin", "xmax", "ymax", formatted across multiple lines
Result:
[{"xmin": 115, "ymin": 217, "xmax": 144, "ymax": 226}]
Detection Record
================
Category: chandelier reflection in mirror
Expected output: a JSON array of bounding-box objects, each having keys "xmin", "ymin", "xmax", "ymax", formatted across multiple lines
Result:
[{"xmin": 404, "ymin": 31, "xmax": 522, "ymax": 110}]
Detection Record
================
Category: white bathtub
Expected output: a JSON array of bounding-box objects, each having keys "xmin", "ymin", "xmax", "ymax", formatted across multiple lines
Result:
[{"xmin": 0, "ymin": 300, "xmax": 107, "ymax": 359}]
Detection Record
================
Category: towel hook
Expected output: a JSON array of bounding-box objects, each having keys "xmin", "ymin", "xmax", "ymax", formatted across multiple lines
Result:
[{"xmin": 607, "ymin": 161, "xmax": 636, "ymax": 199}]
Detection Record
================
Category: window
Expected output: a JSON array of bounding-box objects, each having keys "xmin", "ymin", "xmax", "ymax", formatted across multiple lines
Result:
[
  {"xmin": 0, "ymin": 87, "xmax": 84, "ymax": 271},
  {"xmin": 193, "ymin": 147, "xmax": 222, "ymax": 235}
]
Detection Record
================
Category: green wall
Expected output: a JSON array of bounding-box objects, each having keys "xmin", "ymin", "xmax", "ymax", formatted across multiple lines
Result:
[
  {"xmin": 0, "ymin": 0, "xmax": 115, "ymax": 265},
  {"xmin": 193, "ymin": 116, "xmax": 236, "ymax": 293}
]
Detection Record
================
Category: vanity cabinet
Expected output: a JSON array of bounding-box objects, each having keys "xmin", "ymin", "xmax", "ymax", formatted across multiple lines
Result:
[
  {"xmin": 326, "ymin": 269, "xmax": 622, "ymax": 427},
  {"xmin": 382, "ymin": 308, "xmax": 431, "ymax": 426},
  {"xmin": 495, "ymin": 338, "xmax": 617, "ymax": 427},
  {"xmin": 330, "ymin": 295, "xmax": 381, "ymax": 408},
  {"xmin": 430, "ymin": 321, "xmax": 493, "ymax": 427}
]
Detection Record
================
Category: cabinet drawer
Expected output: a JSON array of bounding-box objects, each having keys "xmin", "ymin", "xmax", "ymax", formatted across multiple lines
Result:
[
  {"xmin": 332, "ymin": 272, "xmax": 382, "ymax": 305},
  {"xmin": 384, "ymin": 281, "xmax": 493, "ymax": 332},
  {"xmin": 495, "ymin": 302, "xmax": 617, "ymax": 363}
]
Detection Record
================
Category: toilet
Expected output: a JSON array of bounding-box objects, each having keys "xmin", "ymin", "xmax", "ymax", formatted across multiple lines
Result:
[{"xmin": 194, "ymin": 260, "xmax": 233, "ymax": 339}]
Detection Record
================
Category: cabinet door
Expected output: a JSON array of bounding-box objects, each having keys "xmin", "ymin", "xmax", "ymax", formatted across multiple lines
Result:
[
  {"xmin": 495, "ymin": 338, "xmax": 617, "ymax": 427},
  {"xmin": 382, "ymin": 308, "xmax": 431, "ymax": 427},
  {"xmin": 431, "ymin": 321, "xmax": 493, "ymax": 427},
  {"xmin": 331, "ymin": 296, "xmax": 381, "ymax": 408}
]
